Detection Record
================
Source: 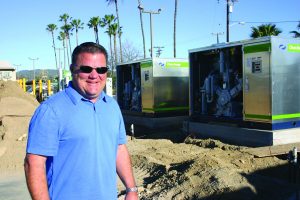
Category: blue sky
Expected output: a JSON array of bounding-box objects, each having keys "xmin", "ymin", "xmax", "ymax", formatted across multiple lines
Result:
[{"xmin": 0, "ymin": 0, "xmax": 299, "ymax": 70}]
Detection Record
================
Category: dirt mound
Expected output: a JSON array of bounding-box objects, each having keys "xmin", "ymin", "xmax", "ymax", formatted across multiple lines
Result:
[
  {"xmin": 0, "ymin": 80, "xmax": 39, "ymax": 176},
  {"xmin": 0, "ymin": 80, "xmax": 39, "ymax": 117},
  {"xmin": 184, "ymin": 136, "xmax": 243, "ymax": 151},
  {"xmin": 117, "ymin": 134, "xmax": 298, "ymax": 200}
]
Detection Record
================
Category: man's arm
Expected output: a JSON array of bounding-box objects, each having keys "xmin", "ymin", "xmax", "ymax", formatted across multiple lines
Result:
[
  {"xmin": 116, "ymin": 144, "xmax": 138, "ymax": 200},
  {"xmin": 24, "ymin": 154, "xmax": 50, "ymax": 200}
]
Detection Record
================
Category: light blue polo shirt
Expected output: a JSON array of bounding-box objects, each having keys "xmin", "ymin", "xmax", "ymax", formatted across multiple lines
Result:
[{"xmin": 26, "ymin": 83, "xmax": 127, "ymax": 200}]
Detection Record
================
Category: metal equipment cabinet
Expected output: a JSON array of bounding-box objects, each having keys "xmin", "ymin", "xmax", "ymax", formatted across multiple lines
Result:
[
  {"xmin": 117, "ymin": 58, "xmax": 189, "ymax": 116},
  {"xmin": 187, "ymin": 36, "xmax": 300, "ymax": 146},
  {"xmin": 116, "ymin": 58, "xmax": 189, "ymax": 130}
]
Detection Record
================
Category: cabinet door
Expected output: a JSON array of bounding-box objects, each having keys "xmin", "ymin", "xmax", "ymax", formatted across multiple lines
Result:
[
  {"xmin": 141, "ymin": 61, "xmax": 154, "ymax": 113},
  {"xmin": 243, "ymin": 51, "xmax": 271, "ymax": 122}
]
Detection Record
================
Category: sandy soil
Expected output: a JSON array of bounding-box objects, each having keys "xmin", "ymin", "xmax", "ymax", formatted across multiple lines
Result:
[
  {"xmin": 115, "ymin": 132, "xmax": 298, "ymax": 200},
  {"xmin": 1, "ymin": 80, "xmax": 299, "ymax": 200}
]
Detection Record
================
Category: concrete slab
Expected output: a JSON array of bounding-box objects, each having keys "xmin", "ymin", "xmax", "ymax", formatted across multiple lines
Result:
[
  {"xmin": 123, "ymin": 115, "xmax": 188, "ymax": 129},
  {"xmin": 273, "ymin": 128, "xmax": 300, "ymax": 145},
  {"xmin": 183, "ymin": 121, "xmax": 300, "ymax": 147}
]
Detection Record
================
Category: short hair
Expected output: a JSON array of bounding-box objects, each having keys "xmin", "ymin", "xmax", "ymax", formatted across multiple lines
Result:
[{"xmin": 71, "ymin": 42, "xmax": 108, "ymax": 66}]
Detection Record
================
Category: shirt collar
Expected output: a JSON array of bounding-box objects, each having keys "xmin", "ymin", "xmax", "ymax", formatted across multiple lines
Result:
[{"xmin": 65, "ymin": 81, "xmax": 108, "ymax": 105}]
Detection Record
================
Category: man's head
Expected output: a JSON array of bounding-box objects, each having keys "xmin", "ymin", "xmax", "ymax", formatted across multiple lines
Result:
[{"xmin": 70, "ymin": 42, "xmax": 108, "ymax": 102}]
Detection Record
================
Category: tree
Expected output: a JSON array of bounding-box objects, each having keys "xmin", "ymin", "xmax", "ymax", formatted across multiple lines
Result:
[
  {"xmin": 250, "ymin": 23, "xmax": 282, "ymax": 38},
  {"xmin": 88, "ymin": 16, "xmax": 101, "ymax": 44},
  {"xmin": 122, "ymin": 40, "xmax": 143, "ymax": 62},
  {"xmin": 137, "ymin": 0, "xmax": 146, "ymax": 58},
  {"xmin": 71, "ymin": 19, "xmax": 84, "ymax": 46},
  {"xmin": 173, "ymin": 0, "xmax": 178, "ymax": 58},
  {"xmin": 57, "ymin": 32, "xmax": 67, "ymax": 69},
  {"xmin": 106, "ymin": 0, "xmax": 123, "ymax": 62},
  {"xmin": 59, "ymin": 13, "xmax": 72, "ymax": 66},
  {"xmin": 290, "ymin": 21, "xmax": 300, "ymax": 38},
  {"xmin": 101, "ymin": 14, "xmax": 117, "ymax": 69},
  {"xmin": 60, "ymin": 24, "xmax": 72, "ymax": 66},
  {"xmin": 46, "ymin": 24, "xmax": 58, "ymax": 69},
  {"xmin": 109, "ymin": 23, "xmax": 118, "ymax": 77}
]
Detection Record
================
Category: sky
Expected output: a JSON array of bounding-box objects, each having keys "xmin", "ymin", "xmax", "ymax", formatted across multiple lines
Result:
[{"xmin": 0, "ymin": 0, "xmax": 299, "ymax": 71}]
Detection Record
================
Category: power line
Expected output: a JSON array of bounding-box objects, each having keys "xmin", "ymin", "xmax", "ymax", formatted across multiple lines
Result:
[
  {"xmin": 138, "ymin": 4, "xmax": 162, "ymax": 58},
  {"xmin": 231, "ymin": 20, "xmax": 299, "ymax": 24}
]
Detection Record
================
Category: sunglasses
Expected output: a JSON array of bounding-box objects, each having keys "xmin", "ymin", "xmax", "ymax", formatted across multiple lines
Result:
[{"xmin": 79, "ymin": 65, "xmax": 109, "ymax": 74}]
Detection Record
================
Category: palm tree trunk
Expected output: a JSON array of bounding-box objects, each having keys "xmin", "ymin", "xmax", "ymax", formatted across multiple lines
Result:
[
  {"xmin": 65, "ymin": 37, "xmax": 70, "ymax": 68},
  {"xmin": 138, "ymin": 0, "xmax": 146, "ymax": 58},
  {"xmin": 76, "ymin": 30, "xmax": 79, "ymax": 46},
  {"xmin": 173, "ymin": 0, "xmax": 178, "ymax": 58},
  {"xmin": 68, "ymin": 34, "xmax": 72, "ymax": 57},
  {"xmin": 95, "ymin": 27, "xmax": 99, "ymax": 44},
  {"xmin": 109, "ymin": 35, "xmax": 113, "ymax": 69},
  {"xmin": 63, "ymin": 40, "xmax": 66, "ymax": 69},
  {"xmin": 94, "ymin": 29, "xmax": 98, "ymax": 44},
  {"xmin": 114, "ymin": 0, "xmax": 123, "ymax": 62},
  {"xmin": 118, "ymin": 29, "xmax": 123, "ymax": 63},
  {"xmin": 51, "ymin": 32, "xmax": 58, "ymax": 69},
  {"xmin": 113, "ymin": 34, "xmax": 118, "ymax": 77}
]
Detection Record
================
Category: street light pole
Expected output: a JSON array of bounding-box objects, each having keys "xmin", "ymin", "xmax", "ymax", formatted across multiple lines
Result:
[
  {"xmin": 138, "ymin": 5, "xmax": 161, "ymax": 58},
  {"xmin": 28, "ymin": 57, "xmax": 39, "ymax": 80}
]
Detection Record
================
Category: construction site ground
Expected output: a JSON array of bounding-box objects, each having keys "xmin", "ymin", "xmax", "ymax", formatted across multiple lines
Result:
[{"xmin": 1, "ymin": 80, "xmax": 299, "ymax": 200}]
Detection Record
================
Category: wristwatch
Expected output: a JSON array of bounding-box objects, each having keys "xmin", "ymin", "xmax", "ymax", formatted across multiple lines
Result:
[{"xmin": 126, "ymin": 186, "xmax": 138, "ymax": 193}]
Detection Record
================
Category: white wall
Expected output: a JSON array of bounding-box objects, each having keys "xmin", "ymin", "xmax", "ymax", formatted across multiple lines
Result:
[{"xmin": 0, "ymin": 70, "xmax": 16, "ymax": 81}]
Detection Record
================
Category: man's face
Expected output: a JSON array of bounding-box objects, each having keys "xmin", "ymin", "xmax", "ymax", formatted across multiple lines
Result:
[{"xmin": 72, "ymin": 52, "xmax": 107, "ymax": 102}]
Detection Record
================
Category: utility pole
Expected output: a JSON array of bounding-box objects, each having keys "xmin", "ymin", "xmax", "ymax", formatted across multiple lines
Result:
[
  {"xmin": 28, "ymin": 57, "xmax": 39, "ymax": 80},
  {"xmin": 13, "ymin": 64, "xmax": 21, "ymax": 71},
  {"xmin": 226, "ymin": 0, "xmax": 238, "ymax": 42},
  {"xmin": 154, "ymin": 46, "xmax": 164, "ymax": 57},
  {"xmin": 138, "ymin": 5, "xmax": 161, "ymax": 58},
  {"xmin": 211, "ymin": 32, "xmax": 224, "ymax": 44},
  {"xmin": 13, "ymin": 64, "xmax": 21, "ymax": 79}
]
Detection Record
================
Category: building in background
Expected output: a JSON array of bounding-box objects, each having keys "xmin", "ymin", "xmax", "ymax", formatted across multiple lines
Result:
[{"xmin": 0, "ymin": 61, "xmax": 16, "ymax": 81}]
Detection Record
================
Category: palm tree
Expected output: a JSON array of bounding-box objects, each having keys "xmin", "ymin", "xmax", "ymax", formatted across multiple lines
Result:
[
  {"xmin": 109, "ymin": 23, "xmax": 118, "ymax": 77},
  {"xmin": 61, "ymin": 24, "xmax": 72, "ymax": 66},
  {"xmin": 118, "ymin": 26, "xmax": 123, "ymax": 57},
  {"xmin": 105, "ymin": 27, "xmax": 114, "ymax": 75},
  {"xmin": 290, "ymin": 21, "xmax": 300, "ymax": 38},
  {"xmin": 59, "ymin": 13, "xmax": 72, "ymax": 66},
  {"xmin": 46, "ymin": 24, "xmax": 58, "ymax": 69},
  {"xmin": 102, "ymin": 14, "xmax": 117, "ymax": 68},
  {"xmin": 106, "ymin": 0, "xmax": 123, "ymax": 62},
  {"xmin": 88, "ymin": 16, "xmax": 101, "ymax": 44},
  {"xmin": 250, "ymin": 23, "xmax": 282, "ymax": 38},
  {"xmin": 137, "ymin": 0, "xmax": 146, "ymax": 58},
  {"xmin": 57, "ymin": 32, "xmax": 67, "ymax": 69},
  {"xmin": 71, "ymin": 19, "xmax": 84, "ymax": 46},
  {"xmin": 173, "ymin": 0, "xmax": 178, "ymax": 58}
]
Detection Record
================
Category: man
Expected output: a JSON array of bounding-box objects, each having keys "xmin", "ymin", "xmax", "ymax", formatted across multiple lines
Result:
[{"xmin": 24, "ymin": 42, "xmax": 138, "ymax": 200}]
